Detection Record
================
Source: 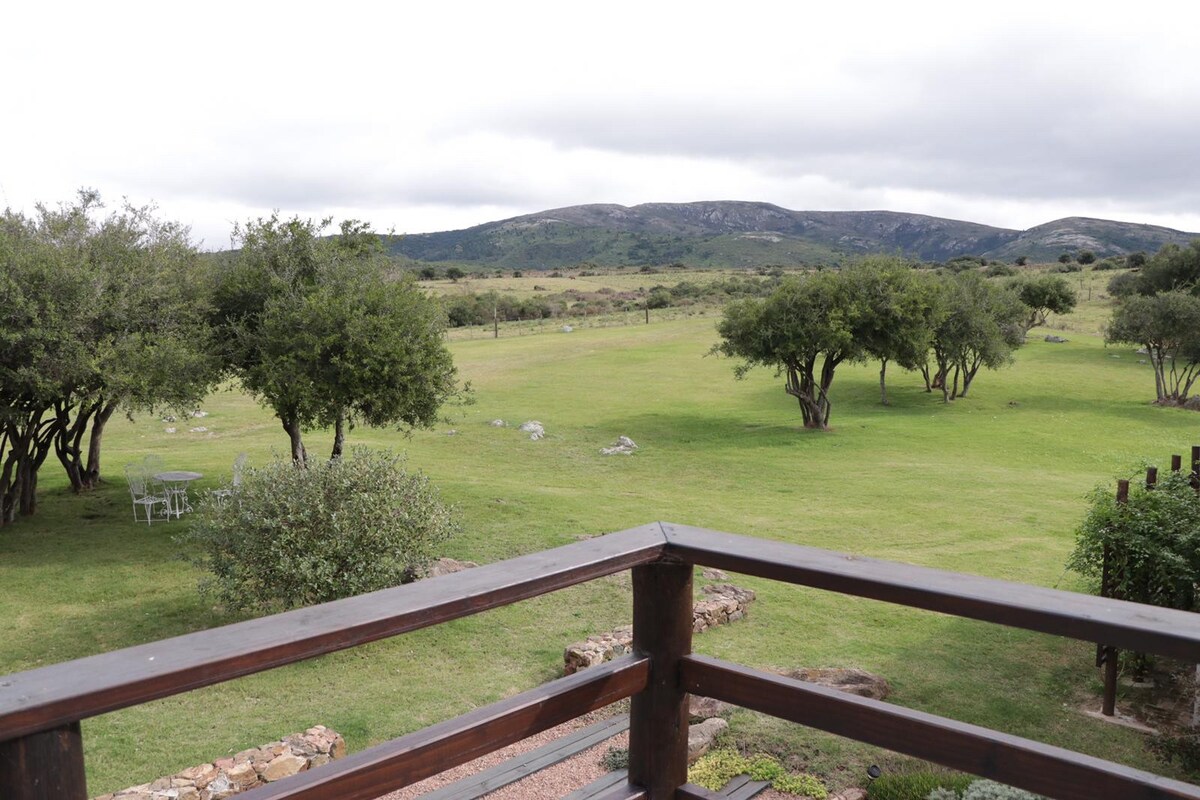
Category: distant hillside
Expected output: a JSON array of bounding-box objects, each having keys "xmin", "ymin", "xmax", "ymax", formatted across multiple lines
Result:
[{"xmin": 388, "ymin": 202, "xmax": 1200, "ymax": 268}]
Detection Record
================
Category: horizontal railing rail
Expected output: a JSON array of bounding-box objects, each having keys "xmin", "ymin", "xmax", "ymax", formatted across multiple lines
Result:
[{"xmin": 1, "ymin": 521, "xmax": 1197, "ymax": 800}]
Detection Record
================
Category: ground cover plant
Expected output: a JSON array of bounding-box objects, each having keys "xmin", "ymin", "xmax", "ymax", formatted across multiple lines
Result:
[{"xmin": 1, "ymin": 282, "xmax": 1198, "ymax": 794}]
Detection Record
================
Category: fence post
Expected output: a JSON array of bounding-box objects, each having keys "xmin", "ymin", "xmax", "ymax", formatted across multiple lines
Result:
[
  {"xmin": 1099, "ymin": 479, "xmax": 1130, "ymax": 717},
  {"xmin": 628, "ymin": 559, "xmax": 692, "ymax": 798},
  {"xmin": 0, "ymin": 724, "xmax": 88, "ymax": 800},
  {"xmin": 1192, "ymin": 446, "xmax": 1199, "ymax": 492}
]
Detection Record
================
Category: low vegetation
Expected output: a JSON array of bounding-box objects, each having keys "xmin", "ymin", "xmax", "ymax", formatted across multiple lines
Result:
[{"xmin": 181, "ymin": 447, "xmax": 458, "ymax": 611}]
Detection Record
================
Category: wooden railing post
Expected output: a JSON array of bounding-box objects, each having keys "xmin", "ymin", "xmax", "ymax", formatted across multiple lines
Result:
[
  {"xmin": 0, "ymin": 723, "xmax": 87, "ymax": 800},
  {"xmin": 628, "ymin": 559, "xmax": 692, "ymax": 798}
]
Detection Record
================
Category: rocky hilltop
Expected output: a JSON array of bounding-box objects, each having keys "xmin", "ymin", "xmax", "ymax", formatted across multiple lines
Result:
[{"xmin": 389, "ymin": 201, "xmax": 1199, "ymax": 268}]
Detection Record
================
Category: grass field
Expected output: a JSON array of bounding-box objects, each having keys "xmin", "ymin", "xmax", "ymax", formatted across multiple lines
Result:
[{"xmin": 2, "ymin": 289, "xmax": 1196, "ymax": 794}]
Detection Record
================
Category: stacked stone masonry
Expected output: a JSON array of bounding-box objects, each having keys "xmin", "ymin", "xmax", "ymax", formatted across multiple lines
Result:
[
  {"xmin": 563, "ymin": 582, "xmax": 756, "ymax": 674},
  {"xmin": 93, "ymin": 726, "xmax": 345, "ymax": 800}
]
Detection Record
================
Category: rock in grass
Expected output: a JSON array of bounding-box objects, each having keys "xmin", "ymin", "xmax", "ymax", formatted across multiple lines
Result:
[{"xmin": 519, "ymin": 421, "xmax": 545, "ymax": 440}]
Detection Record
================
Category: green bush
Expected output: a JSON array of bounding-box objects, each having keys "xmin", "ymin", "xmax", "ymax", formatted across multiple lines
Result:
[
  {"xmin": 688, "ymin": 749, "xmax": 827, "ymax": 797},
  {"xmin": 867, "ymin": 772, "xmax": 972, "ymax": 800},
  {"xmin": 600, "ymin": 746, "xmax": 629, "ymax": 771},
  {"xmin": 182, "ymin": 448, "xmax": 458, "ymax": 611},
  {"xmin": 961, "ymin": 780, "xmax": 1044, "ymax": 799},
  {"xmin": 1148, "ymin": 730, "xmax": 1200, "ymax": 776},
  {"xmin": 985, "ymin": 264, "xmax": 1017, "ymax": 277}
]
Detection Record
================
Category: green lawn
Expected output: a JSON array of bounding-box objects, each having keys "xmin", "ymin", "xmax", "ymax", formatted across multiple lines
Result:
[{"xmin": 1, "ymin": 308, "xmax": 1196, "ymax": 794}]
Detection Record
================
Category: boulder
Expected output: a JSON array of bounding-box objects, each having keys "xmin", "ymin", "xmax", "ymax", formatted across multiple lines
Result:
[
  {"xmin": 600, "ymin": 435, "xmax": 639, "ymax": 455},
  {"xmin": 688, "ymin": 695, "xmax": 733, "ymax": 720},
  {"xmin": 489, "ymin": 419, "xmax": 506, "ymax": 427},
  {"xmin": 1044, "ymin": 335, "xmax": 1068, "ymax": 343},
  {"xmin": 519, "ymin": 421, "xmax": 546, "ymax": 440},
  {"xmin": 687, "ymin": 718, "xmax": 728, "ymax": 762}
]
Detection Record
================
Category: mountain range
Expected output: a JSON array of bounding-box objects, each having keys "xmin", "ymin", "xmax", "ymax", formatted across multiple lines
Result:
[{"xmin": 388, "ymin": 201, "xmax": 1200, "ymax": 269}]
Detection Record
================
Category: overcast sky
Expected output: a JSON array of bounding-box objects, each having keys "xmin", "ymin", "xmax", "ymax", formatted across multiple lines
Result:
[{"xmin": 3, "ymin": 1, "xmax": 1198, "ymax": 249}]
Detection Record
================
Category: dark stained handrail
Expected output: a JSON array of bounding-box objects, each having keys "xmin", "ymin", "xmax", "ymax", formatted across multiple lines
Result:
[
  {"xmin": 0, "ymin": 523, "xmax": 665, "ymax": 743},
  {"xmin": 1, "ymin": 521, "xmax": 1199, "ymax": 800},
  {"xmin": 663, "ymin": 522, "xmax": 1200, "ymax": 660}
]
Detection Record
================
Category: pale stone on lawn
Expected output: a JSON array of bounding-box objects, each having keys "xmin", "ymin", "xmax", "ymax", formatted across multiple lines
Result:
[
  {"xmin": 687, "ymin": 718, "xmax": 728, "ymax": 762},
  {"xmin": 519, "ymin": 421, "xmax": 546, "ymax": 440}
]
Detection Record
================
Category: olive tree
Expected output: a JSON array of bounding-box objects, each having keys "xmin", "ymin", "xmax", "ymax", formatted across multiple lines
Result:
[
  {"xmin": 928, "ymin": 272, "xmax": 1026, "ymax": 401},
  {"xmin": 0, "ymin": 192, "xmax": 213, "ymax": 523},
  {"xmin": 713, "ymin": 272, "xmax": 863, "ymax": 430},
  {"xmin": 1012, "ymin": 273, "xmax": 1077, "ymax": 332},
  {"xmin": 846, "ymin": 260, "xmax": 944, "ymax": 405},
  {"xmin": 213, "ymin": 215, "xmax": 458, "ymax": 464},
  {"xmin": 1106, "ymin": 291, "xmax": 1200, "ymax": 404}
]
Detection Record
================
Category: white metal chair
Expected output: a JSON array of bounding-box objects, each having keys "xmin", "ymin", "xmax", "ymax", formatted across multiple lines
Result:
[
  {"xmin": 124, "ymin": 464, "xmax": 167, "ymax": 525},
  {"xmin": 211, "ymin": 453, "xmax": 248, "ymax": 507},
  {"xmin": 144, "ymin": 454, "xmax": 188, "ymax": 517}
]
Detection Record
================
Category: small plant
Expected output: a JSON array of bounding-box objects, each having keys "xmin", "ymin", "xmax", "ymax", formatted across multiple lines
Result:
[
  {"xmin": 600, "ymin": 746, "xmax": 629, "ymax": 771},
  {"xmin": 961, "ymin": 779, "xmax": 1044, "ymax": 800},
  {"xmin": 1148, "ymin": 730, "xmax": 1200, "ymax": 776},
  {"xmin": 181, "ymin": 447, "xmax": 458, "ymax": 611},
  {"xmin": 868, "ymin": 772, "xmax": 972, "ymax": 800},
  {"xmin": 688, "ymin": 749, "xmax": 826, "ymax": 797}
]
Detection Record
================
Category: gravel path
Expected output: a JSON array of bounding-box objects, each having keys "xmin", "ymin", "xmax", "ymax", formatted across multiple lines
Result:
[
  {"xmin": 378, "ymin": 709, "xmax": 627, "ymax": 799},
  {"xmin": 375, "ymin": 708, "xmax": 795, "ymax": 799}
]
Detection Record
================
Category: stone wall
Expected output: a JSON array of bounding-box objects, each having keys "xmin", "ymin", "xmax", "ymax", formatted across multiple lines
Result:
[
  {"xmin": 94, "ymin": 726, "xmax": 345, "ymax": 800},
  {"xmin": 564, "ymin": 581, "xmax": 755, "ymax": 674}
]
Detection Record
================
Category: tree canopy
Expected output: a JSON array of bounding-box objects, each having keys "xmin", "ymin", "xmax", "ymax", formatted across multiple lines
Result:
[
  {"xmin": 1106, "ymin": 291, "xmax": 1200, "ymax": 404},
  {"xmin": 928, "ymin": 271, "xmax": 1025, "ymax": 402},
  {"xmin": 1012, "ymin": 273, "xmax": 1077, "ymax": 332},
  {"xmin": 212, "ymin": 215, "xmax": 458, "ymax": 463},
  {"xmin": 0, "ymin": 192, "xmax": 213, "ymax": 523},
  {"xmin": 714, "ymin": 272, "xmax": 863, "ymax": 430}
]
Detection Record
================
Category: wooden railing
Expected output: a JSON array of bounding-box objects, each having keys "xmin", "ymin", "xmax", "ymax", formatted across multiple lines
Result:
[{"xmin": 2, "ymin": 522, "xmax": 1199, "ymax": 800}]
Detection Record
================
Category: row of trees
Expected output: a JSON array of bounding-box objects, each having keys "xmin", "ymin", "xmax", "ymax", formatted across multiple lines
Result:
[
  {"xmin": 0, "ymin": 192, "xmax": 214, "ymax": 523},
  {"xmin": 713, "ymin": 259, "xmax": 1076, "ymax": 429},
  {"xmin": 1105, "ymin": 241, "xmax": 1200, "ymax": 405},
  {"xmin": 0, "ymin": 193, "xmax": 459, "ymax": 525}
]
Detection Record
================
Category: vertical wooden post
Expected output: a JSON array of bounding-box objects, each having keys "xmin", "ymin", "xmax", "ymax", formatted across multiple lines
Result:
[
  {"xmin": 645, "ymin": 304, "xmax": 650, "ymax": 325},
  {"xmin": 493, "ymin": 306, "xmax": 499, "ymax": 339},
  {"xmin": 0, "ymin": 724, "xmax": 88, "ymax": 800},
  {"xmin": 628, "ymin": 560, "xmax": 692, "ymax": 798},
  {"xmin": 1172, "ymin": 454, "xmax": 1183, "ymax": 473},
  {"xmin": 1146, "ymin": 466, "xmax": 1158, "ymax": 488},
  {"xmin": 1100, "ymin": 479, "xmax": 1130, "ymax": 717},
  {"xmin": 1192, "ymin": 446, "xmax": 1200, "ymax": 492}
]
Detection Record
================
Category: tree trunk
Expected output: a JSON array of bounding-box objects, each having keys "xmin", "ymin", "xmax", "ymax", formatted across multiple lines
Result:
[
  {"xmin": 920, "ymin": 362, "xmax": 933, "ymax": 393},
  {"xmin": 331, "ymin": 412, "xmax": 346, "ymax": 460},
  {"xmin": 81, "ymin": 403, "xmax": 116, "ymax": 488},
  {"xmin": 282, "ymin": 418, "xmax": 308, "ymax": 466},
  {"xmin": 879, "ymin": 359, "xmax": 890, "ymax": 406}
]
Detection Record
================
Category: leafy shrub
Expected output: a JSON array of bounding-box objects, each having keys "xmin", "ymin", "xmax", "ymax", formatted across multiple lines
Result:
[
  {"xmin": 600, "ymin": 746, "xmax": 629, "ymax": 771},
  {"xmin": 867, "ymin": 772, "xmax": 972, "ymax": 800},
  {"xmin": 1050, "ymin": 263, "xmax": 1081, "ymax": 273},
  {"xmin": 1068, "ymin": 470, "xmax": 1200, "ymax": 612},
  {"xmin": 961, "ymin": 780, "xmax": 1044, "ymax": 799},
  {"xmin": 182, "ymin": 448, "xmax": 458, "ymax": 611},
  {"xmin": 1148, "ymin": 730, "xmax": 1200, "ymax": 776},
  {"xmin": 1106, "ymin": 271, "xmax": 1141, "ymax": 297},
  {"xmin": 1090, "ymin": 258, "xmax": 1122, "ymax": 271},
  {"xmin": 985, "ymin": 264, "xmax": 1017, "ymax": 277},
  {"xmin": 688, "ymin": 749, "xmax": 826, "ymax": 797}
]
